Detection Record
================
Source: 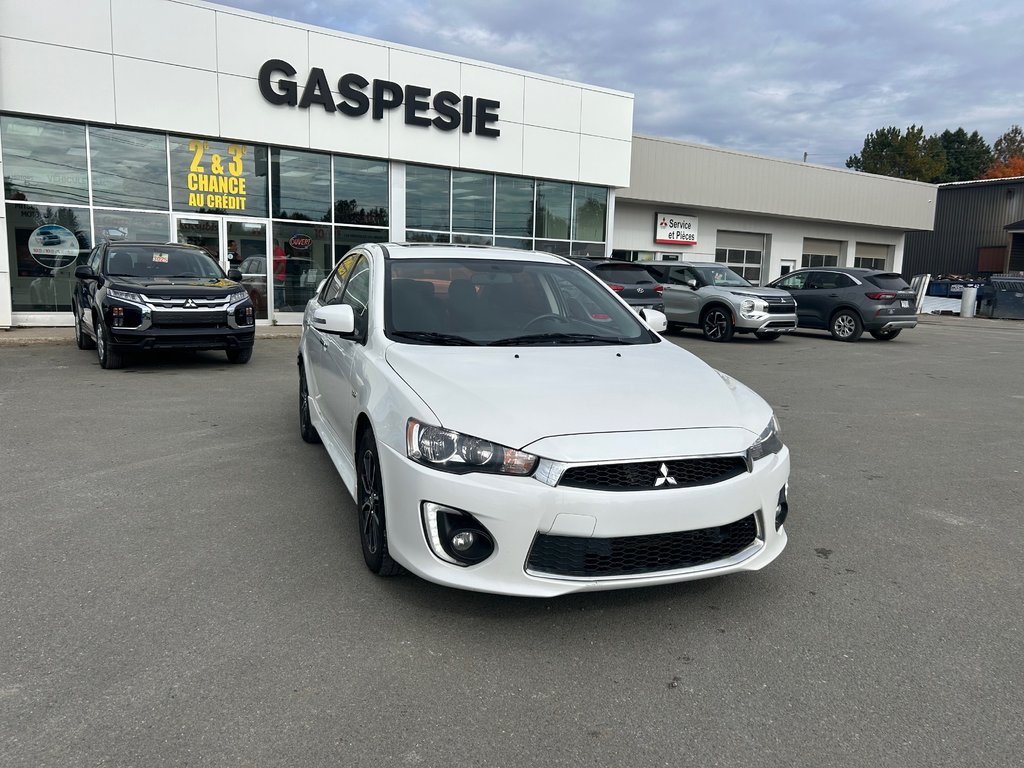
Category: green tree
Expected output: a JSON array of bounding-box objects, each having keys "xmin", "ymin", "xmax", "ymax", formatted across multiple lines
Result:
[
  {"xmin": 936, "ymin": 128, "xmax": 993, "ymax": 182},
  {"xmin": 992, "ymin": 124, "xmax": 1024, "ymax": 164},
  {"xmin": 846, "ymin": 125, "xmax": 946, "ymax": 182}
]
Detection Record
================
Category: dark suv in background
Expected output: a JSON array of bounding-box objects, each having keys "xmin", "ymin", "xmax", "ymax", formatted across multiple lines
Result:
[
  {"xmin": 568, "ymin": 258, "xmax": 665, "ymax": 313},
  {"xmin": 768, "ymin": 267, "xmax": 917, "ymax": 341},
  {"xmin": 72, "ymin": 242, "xmax": 255, "ymax": 368}
]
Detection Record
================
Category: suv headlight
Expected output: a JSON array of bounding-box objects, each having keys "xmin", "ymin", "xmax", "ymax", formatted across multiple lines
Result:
[
  {"xmin": 738, "ymin": 297, "xmax": 767, "ymax": 319},
  {"xmin": 107, "ymin": 288, "xmax": 143, "ymax": 303},
  {"xmin": 227, "ymin": 290, "xmax": 248, "ymax": 303},
  {"xmin": 748, "ymin": 415, "xmax": 784, "ymax": 461},
  {"xmin": 406, "ymin": 418, "xmax": 537, "ymax": 475}
]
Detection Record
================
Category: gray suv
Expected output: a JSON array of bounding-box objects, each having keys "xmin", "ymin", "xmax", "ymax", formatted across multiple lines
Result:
[
  {"xmin": 645, "ymin": 262, "xmax": 798, "ymax": 342},
  {"xmin": 767, "ymin": 267, "xmax": 918, "ymax": 342}
]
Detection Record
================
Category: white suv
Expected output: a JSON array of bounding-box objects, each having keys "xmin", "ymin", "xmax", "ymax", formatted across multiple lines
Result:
[
  {"xmin": 645, "ymin": 262, "xmax": 798, "ymax": 341},
  {"xmin": 298, "ymin": 244, "xmax": 790, "ymax": 596}
]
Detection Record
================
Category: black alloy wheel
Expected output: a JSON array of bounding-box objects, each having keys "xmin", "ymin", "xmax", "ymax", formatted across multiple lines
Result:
[
  {"xmin": 356, "ymin": 429, "xmax": 403, "ymax": 576},
  {"xmin": 701, "ymin": 307, "xmax": 735, "ymax": 342},
  {"xmin": 829, "ymin": 309, "xmax": 863, "ymax": 342},
  {"xmin": 95, "ymin": 316, "xmax": 123, "ymax": 369},
  {"xmin": 298, "ymin": 364, "xmax": 321, "ymax": 444},
  {"xmin": 74, "ymin": 304, "xmax": 95, "ymax": 350},
  {"xmin": 869, "ymin": 328, "xmax": 902, "ymax": 341}
]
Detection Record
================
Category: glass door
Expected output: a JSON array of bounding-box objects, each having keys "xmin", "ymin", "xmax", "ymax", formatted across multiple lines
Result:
[
  {"xmin": 173, "ymin": 215, "xmax": 270, "ymax": 320},
  {"xmin": 227, "ymin": 219, "xmax": 269, "ymax": 320}
]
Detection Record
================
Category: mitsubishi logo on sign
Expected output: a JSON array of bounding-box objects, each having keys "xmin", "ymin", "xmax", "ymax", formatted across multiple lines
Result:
[{"xmin": 654, "ymin": 463, "xmax": 678, "ymax": 487}]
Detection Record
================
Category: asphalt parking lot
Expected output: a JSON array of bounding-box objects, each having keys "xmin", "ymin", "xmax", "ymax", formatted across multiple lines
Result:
[{"xmin": 1, "ymin": 316, "xmax": 1022, "ymax": 767}]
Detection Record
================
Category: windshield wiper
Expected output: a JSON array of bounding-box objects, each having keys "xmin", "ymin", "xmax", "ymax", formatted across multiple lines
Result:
[
  {"xmin": 488, "ymin": 332, "xmax": 630, "ymax": 346},
  {"xmin": 391, "ymin": 330, "xmax": 479, "ymax": 346}
]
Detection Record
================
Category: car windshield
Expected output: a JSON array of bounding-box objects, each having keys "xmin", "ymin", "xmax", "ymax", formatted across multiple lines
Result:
[
  {"xmin": 865, "ymin": 273, "xmax": 911, "ymax": 291},
  {"xmin": 694, "ymin": 265, "xmax": 751, "ymax": 287},
  {"xmin": 104, "ymin": 246, "xmax": 225, "ymax": 279},
  {"xmin": 590, "ymin": 265, "xmax": 658, "ymax": 284},
  {"xmin": 385, "ymin": 258, "xmax": 656, "ymax": 346}
]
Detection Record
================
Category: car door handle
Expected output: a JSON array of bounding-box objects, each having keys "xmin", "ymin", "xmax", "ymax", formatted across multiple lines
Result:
[{"xmin": 828, "ymin": 293, "xmax": 839, "ymax": 297}]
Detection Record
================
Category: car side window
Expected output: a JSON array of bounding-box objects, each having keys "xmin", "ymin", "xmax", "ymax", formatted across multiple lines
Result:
[
  {"xmin": 776, "ymin": 272, "xmax": 806, "ymax": 290},
  {"xmin": 88, "ymin": 247, "xmax": 103, "ymax": 272},
  {"xmin": 833, "ymin": 273, "xmax": 855, "ymax": 288},
  {"xmin": 803, "ymin": 272, "xmax": 828, "ymax": 290},
  {"xmin": 320, "ymin": 254, "xmax": 355, "ymax": 305},
  {"xmin": 340, "ymin": 255, "xmax": 371, "ymax": 339},
  {"xmin": 666, "ymin": 266, "xmax": 697, "ymax": 286}
]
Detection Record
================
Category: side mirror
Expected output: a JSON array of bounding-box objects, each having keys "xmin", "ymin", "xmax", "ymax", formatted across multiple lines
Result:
[
  {"xmin": 686, "ymin": 279, "xmax": 699, "ymax": 290},
  {"xmin": 639, "ymin": 308, "xmax": 668, "ymax": 333},
  {"xmin": 312, "ymin": 304, "xmax": 356, "ymax": 336},
  {"xmin": 227, "ymin": 268, "xmax": 243, "ymax": 282},
  {"xmin": 74, "ymin": 265, "xmax": 97, "ymax": 281}
]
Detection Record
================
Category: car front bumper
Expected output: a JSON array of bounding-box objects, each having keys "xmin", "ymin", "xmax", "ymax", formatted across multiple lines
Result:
[{"xmin": 377, "ymin": 441, "xmax": 790, "ymax": 597}]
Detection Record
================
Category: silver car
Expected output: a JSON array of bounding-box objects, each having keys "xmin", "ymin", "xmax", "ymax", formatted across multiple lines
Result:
[{"xmin": 645, "ymin": 262, "xmax": 798, "ymax": 342}]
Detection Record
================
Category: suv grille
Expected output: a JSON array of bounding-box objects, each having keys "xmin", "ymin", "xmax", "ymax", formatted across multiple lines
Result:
[
  {"xmin": 558, "ymin": 456, "xmax": 747, "ymax": 491},
  {"xmin": 526, "ymin": 514, "xmax": 759, "ymax": 577}
]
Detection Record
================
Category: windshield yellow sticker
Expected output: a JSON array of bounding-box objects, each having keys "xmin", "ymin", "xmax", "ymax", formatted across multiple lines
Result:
[{"xmin": 153, "ymin": 253, "xmax": 169, "ymax": 263}]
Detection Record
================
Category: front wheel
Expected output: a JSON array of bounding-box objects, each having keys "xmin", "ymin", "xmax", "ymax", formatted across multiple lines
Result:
[
  {"xmin": 357, "ymin": 429, "xmax": 403, "ymax": 577},
  {"xmin": 95, "ymin": 318, "xmax": 123, "ymax": 369},
  {"xmin": 754, "ymin": 331, "xmax": 782, "ymax": 341},
  {"xmin": 870, "ymin": 328, "xmax": 902, "ymax": 341},
  {"xmin": 829, "ymin": 309, "xmax": 863, "ymax": 342},
  {"xmin": 701, "ymin": 307, "xmax": 735, "ymax": 342},
  {"xmin": 226, "ymin": 347, "xmax": 253, "ymax": 364}
]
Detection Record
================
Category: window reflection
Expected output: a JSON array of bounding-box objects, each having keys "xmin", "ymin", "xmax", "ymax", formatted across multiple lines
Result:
[
  {"xmin": 90, "ymin": 127, "xmax": 169, "ymax": 210},
  {"xmin": 334, "ymin": 156, "xmax": 388, "ymax": 225},
  {"xmin": 452, "ymin": 171, "xmax": 493, "ymax": 234},
  {"xmin": 272, "ymin": 222, "xmax": 331, "ymax": 311},
  {"xmin": 406, "ymin": 165, "xmax": 450, "ymax": 231},
  {"xmin": 5, "ymin": 202, "xmax": 91, "ymax": 311},
  {"xmin": 1, "ymin": 116, "xmax": 89, "ymax": 205},
  {"xmin": 272, "ymin": 148, "xmax": 331, "ymax": 221},
  {"xmin": 495, "ymin": 176, "xmax": 533, "ymax": 237},
  {"xmin": 572, "ymin": 185, "xmax": 607, "ymax": 242},
  {"xmin": 535, "ymin": 181, "xmax": 571, "ymax": 240},
  {"xmin": 94, "ymin": 210, "xmax": 170, "ymax": 244}
]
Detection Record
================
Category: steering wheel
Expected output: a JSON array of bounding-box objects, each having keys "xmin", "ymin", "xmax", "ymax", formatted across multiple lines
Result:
[{"xmin": 524, "ymin": 313, "xmax": 568, "ymax": 330}]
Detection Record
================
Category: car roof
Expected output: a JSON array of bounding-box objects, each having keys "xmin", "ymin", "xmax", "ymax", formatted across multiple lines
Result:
[
  {"xmin": 787, "ymin": 266, "xmax": 890, "ymax": 275},
  {"xmin": 374, "ymin": 243, "xmax": 570, "ymax": 265}
]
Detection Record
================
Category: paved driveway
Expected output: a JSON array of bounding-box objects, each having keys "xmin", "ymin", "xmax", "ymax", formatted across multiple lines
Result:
[{"xmin": 1, "ymin": 317, "xmax": 1021, "ymax": 767}]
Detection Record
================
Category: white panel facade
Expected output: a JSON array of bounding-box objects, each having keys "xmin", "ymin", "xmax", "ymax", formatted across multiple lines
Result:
[
  {"xmin": 581, "ymin": 90, "xmax": 633, "ymax": 140},
  {"xmin": 0, "ymin": 0, "xmax": 112, "ymax": 51},
  {"xmin": 461, "ymin": 65, "xmax": 526, "ymax": 124},
  {"xmin": 460, "ymin": 122, "xmax": 524, "ymax": 176},
  {"xmin": 309, "ymin": 103, "xmax": 390, "ymax": 159},
  {"xmin": 522, "ymin": 127, "xmax": 581, "ymax": 181},
  {"xmin": 111, "ymin": 0, "xmax": 218, "ymax": 70},
  {"xmin": 308, "ymin": 32, "xmax": 390, "ymax": 80},
  {"xmin": 113, "ymin": 58, "xmax": 220, "ymax": 136},
  {"xmin": 524, "ymin": 79, "xmax": 582, "ymax": 133},
  {"xmin": 217, "ymin": 11, "xmax": 310, "ymax": 79},
  {"xmin": 218, "ymin": 73, "xmax": 311, "ymax": 149},
  {"xmin": 580, "ymin": 135, "xmax": 631, "ymax": 189},
  {"xmin": 0, "ymin": 39, "xmax": 116, "ymax": 124}
]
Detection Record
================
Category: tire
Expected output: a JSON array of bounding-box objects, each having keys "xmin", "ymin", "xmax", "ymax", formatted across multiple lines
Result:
[
  {"xmin": 829, "ymin": 309, "xmax": 863, "ymax": 342},
  {"xmin": 95, "ymin": 317, "xmax": 123, "ymax": 369},
  {"xmin": 755, "ymin": 331, "xmax": 782, "ymax": 341},
  {"xmin": 356, "ymin": 429, "xmax": 403, "ymax": 577},
  {"xmin": 870, "ymin": 329, "xmax": 902, "ymax": 341},
  {"xmin": 74, "ymin": 304, "xmax": 95, "ymax": 350},
  {"xmin": 701, "ymin": 307, "xmax": 735, "ymax": 342},
  {"xmin": 298, "ymin": 363, "xmax": 321, "ymax": 444},
  {"xmin": 226, "ymin": 347, "xmax": 253, "ymax": 364}
]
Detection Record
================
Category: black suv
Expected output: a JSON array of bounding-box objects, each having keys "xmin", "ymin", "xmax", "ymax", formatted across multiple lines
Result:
[
  {"xmin": 767, "ymin": 267, "xmax": 917, "ymax": 341},
  {"xmin": 72, "ymin": 242, "xmax": 255, "ymax": 368},
  {"xmin": 569, "ymin": 258, "xmax": 665, "ymax": 313}
]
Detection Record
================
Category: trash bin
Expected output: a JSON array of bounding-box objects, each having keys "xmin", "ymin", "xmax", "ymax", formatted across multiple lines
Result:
[
  {"xmin": 960, "ymin": 286, "xmax": 978, "ymax": 318},
  {"xmin": 979, "ymin": 276, "xmax": 1024, "ymax": 320}
]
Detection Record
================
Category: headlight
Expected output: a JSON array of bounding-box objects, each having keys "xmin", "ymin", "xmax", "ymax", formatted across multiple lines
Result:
[
  {"xmin": 739, "ymin": 297, "xmax": 766, "ymax": 318},
  {"xmin": 107, "ymin": 288, "xmax": 143, "ymax": 303},
  {"xmin": 748, "ymin": 415, "xmax": 784, "ymax": 461},
  {"xmin": 227, "ymin": 290, "xmax": 248, "ymax": 303},
  {"xmin": 406, "ymin": 418, "xmax": 537, "ymax": 475}
]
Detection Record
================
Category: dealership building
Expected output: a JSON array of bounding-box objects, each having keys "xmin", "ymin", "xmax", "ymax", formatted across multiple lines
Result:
[{"xmin": 0, "ymin": 0, "xmax": 936, "ymax": 329}]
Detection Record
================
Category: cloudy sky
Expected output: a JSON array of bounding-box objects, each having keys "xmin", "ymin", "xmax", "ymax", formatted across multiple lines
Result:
[{"xmin": 219, "ymin": 0, "xmax": 1022, "ymax": 167}]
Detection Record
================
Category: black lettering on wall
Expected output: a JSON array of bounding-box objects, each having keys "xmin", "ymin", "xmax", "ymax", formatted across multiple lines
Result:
[
  {"xmin": 431, "ymin": 91, "xmax": 461, "ymax": 131},
  {"xmin": 404, "ymin": 85, "xmax": 432, "ymax": 127},
  {"xmin": 258, "ymin": 59, "xmax": 298, "ymax": 107},
  {"xmin": 337, "ymin": 73, "xmax": 370, "ymax": 116},
  {"xmin": 475, "ymin": 98, "xmax": 501, "ymax": 137},
  {"xmin": 298, "ymin": 68, "xmax": 337, "ymax": 112},
  {"xmin": 372, "ymin": 80, "xmax": 404, "ymax": 119},
  {"xmin": 461, "ymin": 96, "xmax": 474, "ymax": 134}
]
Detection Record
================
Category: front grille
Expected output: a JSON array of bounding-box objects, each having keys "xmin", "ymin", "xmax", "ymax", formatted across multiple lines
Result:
[
  {"xmin": 527, "ymin": 514, "xmax": 759, "ymax": 577},
  {"xmin": 766, "ymin": 303, "xmax": 796, "ymax": 314},
  {"xmin": 558, "ymin": 456, "xmax": 747, "ymax": 491},
  {"xmin": 152, "ymin": 310, "xmax": 226, "ymax": 326}
]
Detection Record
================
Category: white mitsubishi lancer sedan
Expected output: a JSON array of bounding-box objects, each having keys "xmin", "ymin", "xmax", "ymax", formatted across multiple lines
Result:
[{"xmin": 298, "ymin": 244, "xmax": 790, "ymax": 597}]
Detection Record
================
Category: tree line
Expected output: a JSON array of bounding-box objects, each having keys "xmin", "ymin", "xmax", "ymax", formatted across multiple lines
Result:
[{"xmin": 846, "ymin": 124, "xmax": 1024, "ymax": 182}]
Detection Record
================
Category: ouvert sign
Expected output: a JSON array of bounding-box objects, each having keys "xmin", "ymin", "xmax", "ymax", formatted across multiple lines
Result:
[{"xmin": 257, "ymin": 59, "xmax": 501, "ymax": 137}]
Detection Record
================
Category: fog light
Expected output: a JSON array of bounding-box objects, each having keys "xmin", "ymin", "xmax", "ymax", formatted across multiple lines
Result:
[
  {"xmin": 422, "ymin": 502, "xmax": 495, "ymax": 566},
  {"xmin": 451, "ymin": 531, "xmax": 475, "ymax": 552}
]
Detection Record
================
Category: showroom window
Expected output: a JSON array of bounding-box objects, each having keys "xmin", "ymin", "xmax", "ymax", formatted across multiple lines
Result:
[
  {"xmin": 272, "ymin": 222, "xmax": 332, "ymax": 312},
  {"xmin": 272, "ymin": 148, "xmax": 331, "ymax": 221},
  {"xmin": 495, "ymin": 176, "xmax": 534, "ymax": 247},
  {"xmin": 535, "ymin": 180, "xmax": 571, "ymax": 240},
  {"xmin": 89, "ymin": 126, "xmax": 169, "ymax": 210},
  {"xmin": 452, "ymin": 170, "xmax": 494, "ymax": 240},
  {"xmin": 168, "ymin": 136, "xmax": 268, "ymax": 217},
  {"xmin": 1, "ymin": 116, "xmax": 89, "ymax": 205},
  {"xmin": 334, "ymin": 156, "xmax": 388, "ymax": 226},
  {"xmin": 5, "ymin": 202, "xmax": 91, "ymax": 312},
  {"xmin": 406, "ymin": 165, "xmax": 451, "ymax": 236}
]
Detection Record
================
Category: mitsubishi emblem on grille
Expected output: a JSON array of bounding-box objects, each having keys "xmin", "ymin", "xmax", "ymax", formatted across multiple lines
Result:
[
  {"xmin": 654, "ymin": 463, "xmax": 677, "ymax": 487},
  {"xmin": 184, "ymin": 298, "xmax": 198, "ymax": 308}
]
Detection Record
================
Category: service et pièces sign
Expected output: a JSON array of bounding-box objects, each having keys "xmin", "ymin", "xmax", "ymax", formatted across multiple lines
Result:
[{"xmin": 655, "ymin": 213, "xmax": 698, "ymax": 245}]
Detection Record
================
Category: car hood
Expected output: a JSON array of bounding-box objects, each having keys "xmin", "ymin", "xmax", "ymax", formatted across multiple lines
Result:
[
  {"xmin": 724, "ymin": 286, "xmax": 794, "ymax": 300},
  {"xmin": 385, "ymin": 341, "xmax": 771, "ymax": 451},
  {"xmin": 107, "ymin": 276, "xmax": 241, "ymax": 295}
]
